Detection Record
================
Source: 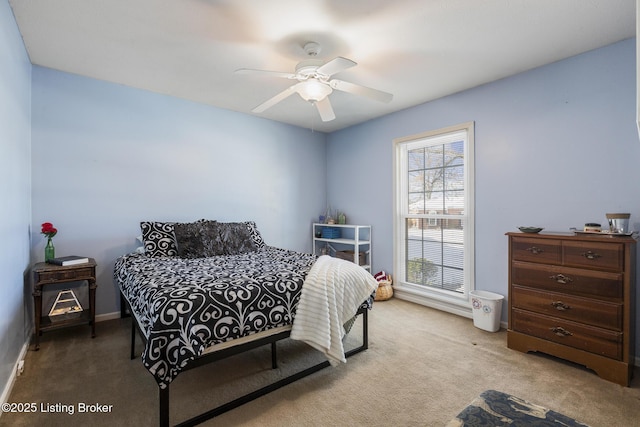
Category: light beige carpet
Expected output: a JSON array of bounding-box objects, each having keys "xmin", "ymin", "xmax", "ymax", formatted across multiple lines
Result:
[{"xmin": 2, "ymin": 298, "xmax": 639, "ymax": 426}]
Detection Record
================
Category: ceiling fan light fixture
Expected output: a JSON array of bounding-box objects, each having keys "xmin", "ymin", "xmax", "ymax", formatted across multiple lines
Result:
[
  {"xmin": 239, "ymin": 51, "xmax": 392, "ymax": 122},
  {"xmin": 297, "ymin": 78, "xmax": 332, "ymax": 102}
]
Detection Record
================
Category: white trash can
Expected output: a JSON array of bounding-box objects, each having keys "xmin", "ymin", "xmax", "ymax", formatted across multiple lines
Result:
[{"xmin": 470, "ymin": 290, "xmax": 504, "ymax": 332}]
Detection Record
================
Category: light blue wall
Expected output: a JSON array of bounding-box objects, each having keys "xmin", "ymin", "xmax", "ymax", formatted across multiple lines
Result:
[
  {"xmin": 30, "ymin": 67, "xmax": 327, "ymax": 316},
  {"xmin": 0, "ymin": 0, "xmax": 32, "ymax": 400},
  {"xmin": 327, "ymin": 39, "xmax": 640, "ymax": 336}
]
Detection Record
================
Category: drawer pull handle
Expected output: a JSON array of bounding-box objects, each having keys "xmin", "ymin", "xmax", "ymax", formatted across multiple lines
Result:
[
  {"xmin": 581, "ymin": 251, "xmax": 601, "ymax": 260},
  {"xmin": 549, "ymin": 274, "xmax": 573, "ymax": 284},
  {"xmin": 550, "ymin": 326, "xmax": 573, "ymax": 337},
  {"xmin": 550, "ymin": 301, "xmax": 571, "ymax": 311},
  {"xmin": 526, "ymin": 246, "xmax": 544, "ymax": 255}
]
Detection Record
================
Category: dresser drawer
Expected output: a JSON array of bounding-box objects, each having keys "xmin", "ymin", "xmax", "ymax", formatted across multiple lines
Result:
[
  {"xmin": 37, "ymin": 267, "xmax": 95, "ymax": 282},
  {"xmin": 563, "ymin": 241, "xmax": 623, "ymax": 271},
  {"xmin": 511, "ymin": 285, "xmax": 622, "ymax": 330},
  {"xmin": 511, "ymin": 237, "xmax": 562, "ymax": 264},
  {"xmin": 511, "ymin": 261, "xmax": 623, "ymax": 299},
  {"xmin": 511, "ymin": 309, "xmax": 622, "ymax": 360}
]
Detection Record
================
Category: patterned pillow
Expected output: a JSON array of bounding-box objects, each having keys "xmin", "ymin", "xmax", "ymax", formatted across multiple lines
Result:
[
  {"xmin": 219, "ymin": 222, "xmax": 258, "ymax": 255},
  {"xmin": 140, "ymin": 221, "xmax": 178, "ymax": 257},
  {"xmin": 173, "ymin": 222, "xmax": 207, "ymax": 259},
  {"xmin": 245, "ymin": 221, "xmax": 265, "ymax": 249},
  {"xmin": 199, "ymin": 220, "xmax": 225, "ymax": 257}
]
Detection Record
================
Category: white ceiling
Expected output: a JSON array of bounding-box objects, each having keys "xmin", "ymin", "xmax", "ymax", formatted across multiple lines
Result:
[{"xmin": 9, "ymin": 0, "xmax": 636, "ymax": 133}]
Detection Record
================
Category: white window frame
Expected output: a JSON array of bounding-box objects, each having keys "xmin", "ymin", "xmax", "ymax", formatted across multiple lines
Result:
[{"xmin": 392, "ymin": 121, "xmax": 475, "ymax": 314}]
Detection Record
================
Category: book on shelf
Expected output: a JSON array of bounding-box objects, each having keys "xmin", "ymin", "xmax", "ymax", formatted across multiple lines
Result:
[{"xmin": 47, "ymin": 255, "xmax": 90, "ymax": 266}]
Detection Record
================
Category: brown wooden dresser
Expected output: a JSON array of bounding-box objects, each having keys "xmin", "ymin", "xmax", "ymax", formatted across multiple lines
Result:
[{"xmin": 506, "ymin": 232, "xmax": 636, "ymax": 386}]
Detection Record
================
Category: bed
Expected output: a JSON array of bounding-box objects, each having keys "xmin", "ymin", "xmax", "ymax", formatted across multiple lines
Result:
[{"xmin": 114, "ymin": 220, "xmax": 378, "ymax": 426}]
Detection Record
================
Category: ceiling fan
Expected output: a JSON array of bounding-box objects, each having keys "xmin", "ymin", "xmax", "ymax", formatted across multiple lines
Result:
[{"xmin": 235, "ymin": 42, "xmax": 393, "ymax": 122}]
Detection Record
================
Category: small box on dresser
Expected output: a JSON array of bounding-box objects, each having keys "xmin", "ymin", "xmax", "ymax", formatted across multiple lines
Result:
[{"xmin": 506, "ymin": 232, "xmax": 636, "ymax": 386}]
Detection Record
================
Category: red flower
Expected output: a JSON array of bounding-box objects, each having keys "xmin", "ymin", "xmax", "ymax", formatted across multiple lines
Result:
[{"xmin": 41, "ymin": 222, "xmax": 58, "ymax": 239}]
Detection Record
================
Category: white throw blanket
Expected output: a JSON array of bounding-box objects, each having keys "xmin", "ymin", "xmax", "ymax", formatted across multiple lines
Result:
[{"xmin": 291, "ymin": 255, "xmax": 379, "ymax": 365}]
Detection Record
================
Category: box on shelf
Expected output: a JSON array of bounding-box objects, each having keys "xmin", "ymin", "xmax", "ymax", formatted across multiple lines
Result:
[
  {"xmin": 321, "ymin": 227, "xmax": 342, "ymax": 239},
  {"xmin": 48, "ymin": 289, "xmax": 83, "ymax": 322},
  {"xmin": 335, "ymin": 250, "xmax": 366, "ymax": 265}
]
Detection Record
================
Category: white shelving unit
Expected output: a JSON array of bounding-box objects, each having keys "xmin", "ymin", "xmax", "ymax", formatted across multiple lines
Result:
[{"xmin": 312, "ymin": 223, "xmax": 372, "ymax": 271}]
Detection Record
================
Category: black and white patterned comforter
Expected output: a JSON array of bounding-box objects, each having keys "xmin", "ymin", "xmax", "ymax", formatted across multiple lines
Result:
[{"xmin": 115, "ymin": 246, "xmax": 351, "ymax": 388}]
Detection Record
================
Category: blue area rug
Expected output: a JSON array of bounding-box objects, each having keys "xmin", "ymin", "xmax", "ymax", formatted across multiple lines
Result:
[{"xmin": 446, "ymin": 389, "xmax": 589, "ymax": 426}]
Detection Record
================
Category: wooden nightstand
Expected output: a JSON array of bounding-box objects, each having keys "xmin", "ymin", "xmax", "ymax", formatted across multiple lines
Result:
[{"xmin": 32, "ymin": 259, "xmax": 97, "ymax": 350}]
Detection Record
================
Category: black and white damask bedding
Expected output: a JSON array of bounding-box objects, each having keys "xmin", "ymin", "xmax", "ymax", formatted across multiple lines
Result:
[
  {"xmin": 116, "ymin": 219, "xmax": 375, "ymax": 392},
  {"xmin": 115, "ymin": 245, "xmax": 322, "ymax": 389}
]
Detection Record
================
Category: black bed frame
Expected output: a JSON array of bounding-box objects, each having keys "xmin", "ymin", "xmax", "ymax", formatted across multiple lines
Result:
[{"xmin": 120, "ymin": 293, "xmax": 369, "ymax": 427}]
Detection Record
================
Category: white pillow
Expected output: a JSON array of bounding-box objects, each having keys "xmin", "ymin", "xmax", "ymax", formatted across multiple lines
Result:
[{"xmin": 135, "ymin": 235, "xmax": 145, "ymax": 253}]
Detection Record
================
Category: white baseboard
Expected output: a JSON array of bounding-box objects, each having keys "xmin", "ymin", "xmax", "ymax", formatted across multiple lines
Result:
[
  {"xmin": 0, "ymin": 340, "xmax": 30, "ymax": 414},
  {"xmin": 393, "ymin": 287, "xmax": 473, "ymax": 319},
  {"xmin": 95, "ymin": 311, "xmax": 121, "ymax": 322}
]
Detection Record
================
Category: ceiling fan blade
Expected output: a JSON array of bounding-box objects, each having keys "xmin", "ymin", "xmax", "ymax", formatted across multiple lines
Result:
[
  {"xmin": 252, "ymin": 85, "xmax": 298, "ymax": 113},
  {"xmin": 235, "ymin": 68, "xmax": 297, "ymax": 79},
  {"xmin": 315, "ymin": 97, "xmax": 336, "ymax": 122},
  {"xmin": 316, "ymin": 57, "xmax": 357, "ymax": 77},
  {"xmin": 331, "ymin": 79, "xmax": 393, "ymax": 103}
]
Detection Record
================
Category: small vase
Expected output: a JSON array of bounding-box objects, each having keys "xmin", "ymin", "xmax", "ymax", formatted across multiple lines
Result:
[{"xmin": 45, "ymin": 238, "xmax": 55, "ymax": 262}]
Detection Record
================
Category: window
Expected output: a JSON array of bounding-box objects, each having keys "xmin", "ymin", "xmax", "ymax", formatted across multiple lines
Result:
[{"xmin": 393, "ymin": 122, "xmax": 474, "ymax": 305}]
